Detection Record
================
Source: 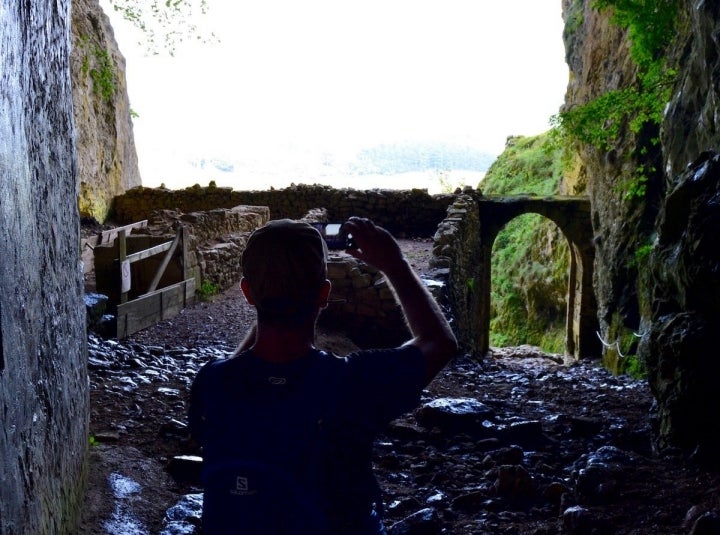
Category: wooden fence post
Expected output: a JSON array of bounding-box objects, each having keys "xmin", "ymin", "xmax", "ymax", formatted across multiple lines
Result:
[{"xmin": 119, "ymin": 229, "xmax": 129, "ymax": 304}]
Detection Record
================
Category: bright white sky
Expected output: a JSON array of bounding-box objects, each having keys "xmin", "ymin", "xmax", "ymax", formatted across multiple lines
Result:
[{"xmin": 102, "ymin": 0, "xmax": 569, "ymax": 191}]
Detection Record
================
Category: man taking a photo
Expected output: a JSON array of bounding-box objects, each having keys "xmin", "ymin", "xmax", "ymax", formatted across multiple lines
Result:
[{"xmin": 190, "ymin": 216, "xmax": 458, "ymax": 534}]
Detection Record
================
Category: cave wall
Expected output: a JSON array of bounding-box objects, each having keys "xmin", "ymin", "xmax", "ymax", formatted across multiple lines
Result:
[
  {"xmin": 561, "ymin": 0, "xmax": 663, "ymax": 371},
  {"xmin": 564, "ymin": 0, "xmax": 720, "ymax": 455},
  {"xmin": 71, "ymin": 0, "xmax": 141, "ymax": 223},
  {"xmin": 0, "ymin": 2, "xmax": 88, "ymax": 533},
  {"xmin": 640, "ymin": 3, "xmax": 720, "ymax": 455}
]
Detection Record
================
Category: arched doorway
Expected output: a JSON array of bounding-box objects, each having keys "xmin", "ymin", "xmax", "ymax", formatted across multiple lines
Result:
[
  {"xmin": 490, "ymin": 212, "xmax": 569, "ymax": 353},
  {"xmin": 477, "ymin": 195, "xmax": 600, "ymax": 360}
]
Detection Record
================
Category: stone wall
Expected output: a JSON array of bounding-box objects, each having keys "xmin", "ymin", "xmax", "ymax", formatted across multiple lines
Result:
[
  {"xmin": 564, "ymin": 0, "xmax": 720, "ymax": 455},
  {"xmin": 0, "ymin": 2, "xmax": 88, "ymax": 533},
  {"xmin": 321, "ymin": 255, "xmax": 410, "ymax": 348},
  {"xmin": 112, "ymin": 184, "xmax": 454, "ymax": 238},
  {"xmin": 430, "ymin": 194, "xmax": 483, "ymax": 356},
  {"xmin": 98, "ymin": 200, "xmax": 470, "ymax": 351},
  {"xmin": 562, "ymin": 0, "xmax": 662, "ymax": 372}
]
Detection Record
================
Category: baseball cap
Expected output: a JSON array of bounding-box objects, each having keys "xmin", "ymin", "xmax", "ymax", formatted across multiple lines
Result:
[{"xmin": 241, "ymin": 219, "xmax": 328, "ymax": 313}]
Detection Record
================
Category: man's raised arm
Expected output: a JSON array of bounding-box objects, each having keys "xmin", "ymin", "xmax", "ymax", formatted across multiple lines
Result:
[{"xmin": 342, "ymin": 217, "xmax": 458, "ymax": 383}]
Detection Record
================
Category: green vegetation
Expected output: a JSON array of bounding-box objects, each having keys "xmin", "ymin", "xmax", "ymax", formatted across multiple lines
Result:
[
  {"xmin": 483, "ymin": 132, "xmax": 568, "ymax": 353},
  {"xmin": 481, "ymin": 134, "xmax": 565, "ymax": 196},
  {"xmin": 79, "ymin": 36, "xmax": 116, "ymax": 102},
  {"xmin": 563, "ymin": 0, "xmax": 585, "ymax": 39},
  {"xmin": 197, "ymin": 279, "xmax": 219, "ymax": 300},
  {"xmin": 552, "ymin": 0, "xmax": 679, "ymax": 199},
  {"xmin": 631, "ymin": 241, "xmax": 653, "ymax": 268},
  {"xmin": 621, "ymin": 354, "xmax": 647, "ymax": 379},
  {"xmin": 555, "ymin": 0, "xmax": 678, "ymax": 148}
]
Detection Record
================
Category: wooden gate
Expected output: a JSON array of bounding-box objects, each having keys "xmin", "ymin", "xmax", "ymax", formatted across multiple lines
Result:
[{"xmin": 115, "ymin": 225, "xmax": 196, "ymax": 338}]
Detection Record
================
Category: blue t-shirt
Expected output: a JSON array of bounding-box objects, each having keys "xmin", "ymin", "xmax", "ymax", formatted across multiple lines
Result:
[{"xmin": 189, "ymin": 345, "xmax": 425, "ymax": 534}]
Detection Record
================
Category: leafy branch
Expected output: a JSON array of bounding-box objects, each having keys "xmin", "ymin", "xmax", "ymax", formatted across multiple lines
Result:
[{"xmin": 106, "ymin": 0, "xmax": 216, "ymax": 55}]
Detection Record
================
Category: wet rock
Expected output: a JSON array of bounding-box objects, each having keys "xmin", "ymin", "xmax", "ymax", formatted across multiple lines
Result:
[
  {"xmin": 85, "ymin": 292, "xmax": 109, "ymax": 327},
  {"xmin": 542, "ymin": 481, "xmax": 571, "ymax": 504},
  {"xmin": 160, "ymin": 418, "xmax": 190, "ymax": 438},
  {"xmin": 93, "ymin": 430, "xmax": 120, "ymax": 443},
  {"xmin": 493, "ymin": 465, "xmax": 534, "ymax": 499},
  {"xmin": 450, "ymin": 490, "xmax": 488, "ymax": 512},
  {"xmin": 501, "ymin": 420, "xmax": 546, "ymax": 447},
  {"xmin": 689, "ymin": 512, "xmax": 720, "ymax": 535},
  {"xmin": 161, "ymin": 493, "xmax": 203, "ymax": 535},
  {"xmin": 487, "ymin": 445, "xmax": 524, "ymax": 465},
  {"xmin": 573, "ymin": 446, "xmax": 636, "ymax": 503},
  {"xmin": 561, "ymin": 505, "xmax": 595, "ymax": 534},
  {"xmin": 387, "ymin": 496, "xmax": 423, "ymax": 518},
  {"xmin": 417, "ymin": 397, "xmax": 495, "ymax": 435},
  {"xmin": 567, "ymin": 415, "xmax": 604, "ymax": 438},
  {"xmin": 167, "ymin": 456, "xmax": 203, "ymax": 485},
  {"xmin": 388, "ymin": 507, "xmax": 441, "ymax": 535}
]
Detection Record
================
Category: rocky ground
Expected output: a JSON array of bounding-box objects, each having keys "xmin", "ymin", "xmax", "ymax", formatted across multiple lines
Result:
[{"xmin": 79, "ymin": 239, "xmax": 720, "ymax": 534}]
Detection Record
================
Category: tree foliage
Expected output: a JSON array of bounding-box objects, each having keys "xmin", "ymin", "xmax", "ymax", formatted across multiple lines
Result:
[{"xmin": 105, "ymin": 0, "xmax": 215, "ymax": 55}]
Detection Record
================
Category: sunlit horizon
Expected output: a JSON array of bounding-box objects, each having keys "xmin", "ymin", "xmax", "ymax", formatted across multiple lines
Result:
[{"xmin": 101, "ymin": 0, "xmax": 569, "ymax": 193}]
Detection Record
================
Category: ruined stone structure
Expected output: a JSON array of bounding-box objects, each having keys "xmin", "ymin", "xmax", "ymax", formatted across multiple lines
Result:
[
  {"xmin": 432, "ymin": 194, "xmax": 598, "ymax": 360},
  {"xmin": 0, "ymin": 2, "xmax": 88, "ymax": 533},
  {"xmin": 110, "ymin": 189, "xmax": 600, "ymax": 358},
  {"xmin": 112, "ymin": 184, "xmax": 454, "ymax": 238}
]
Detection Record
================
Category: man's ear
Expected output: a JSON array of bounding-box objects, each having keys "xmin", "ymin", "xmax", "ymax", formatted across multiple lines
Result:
[
  {"xmin": 240, "ymin": 278, "xmax": 256, "ymax": 305},
  {"xmin": 318, "ymin": 279, "xmax": 332, "ymax": 309}
]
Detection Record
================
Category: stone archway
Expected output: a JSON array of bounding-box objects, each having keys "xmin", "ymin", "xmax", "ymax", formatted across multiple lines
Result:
[{"xmin": 476, "ymin": 195, "xmax": 599, "ymax": 360}]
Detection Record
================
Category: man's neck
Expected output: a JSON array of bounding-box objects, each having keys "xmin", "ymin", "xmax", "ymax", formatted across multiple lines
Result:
[{"xmin": 251, "ymin": 323, "xmax": 316, "ymax": 364}]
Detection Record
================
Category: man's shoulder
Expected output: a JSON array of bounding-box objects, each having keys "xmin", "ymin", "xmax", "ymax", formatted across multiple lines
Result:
[
  {"xmin": 193, "ymin": 354, "xmax": 244, "ymax": 387},
  {"xmin": 343, "ymin": 344, "xmax": 423, "ymax": 366}
]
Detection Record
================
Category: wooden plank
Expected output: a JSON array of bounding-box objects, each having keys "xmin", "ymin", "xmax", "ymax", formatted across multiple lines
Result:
[
  {"xmin": 124, "ymin": 239, "xmax": 174, "ymax": 264},
  {"xmin": 100, "ymin": 220, "xmax": 148, "ymax": 245},
  {"xmin": 80, "ymin": 236, "xmax": 99, "ymax": 274},
  {"xmin": 80, "ymin": 220, "xmax": 148, "ymax": 275},
  {"xmin": 116, "ymin": 278, "xmax": 196, "ymax": 338},
  {"xmin": 147, "ymin": 228, "xmax": 181, "ymax": 292},
  {"xmin": 119, "ymin": 230, "xmax": 128, "ymax": 304}
]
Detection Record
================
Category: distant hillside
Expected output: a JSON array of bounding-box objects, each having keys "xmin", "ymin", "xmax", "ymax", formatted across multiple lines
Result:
[{"xmin": 350, "ymin": 141, "xmax": 496, "ymax": 175}]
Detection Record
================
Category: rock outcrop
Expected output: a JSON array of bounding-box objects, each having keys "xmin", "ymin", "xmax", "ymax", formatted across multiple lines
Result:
[
  {"xmin": 71, "ymin": 0, "xmax": 140, "ymax": 222},
  {"xmin": 562, "ymin": 0, "xmax": 662, "ymax": 371},
  {"xmin": 641, "ymin": 152, "xmax": 720, "ymax": 454},
  {"xmin": 564, "ymin": 1, "xmax": 720, "ymax": 455},
  {"xmin": 0, "ymin": 1, "xmax": 88, "ymax": 532}
]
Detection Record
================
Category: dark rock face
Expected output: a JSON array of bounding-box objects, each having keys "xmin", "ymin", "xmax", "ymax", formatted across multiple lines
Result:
[
  {"xmin": 564, "ymin": 0, "xmax": 720, "ymax": 453},
  {"xmin": 663, "ymin": 3, "xmax": 720, "ymax": 180},
  {"xmin": 0, "ymin": 2, "xmax": 88, "ymax": 533},
  {"xmin": 641, "ymin": 152, "xmax": 720, "ymax": 454}
]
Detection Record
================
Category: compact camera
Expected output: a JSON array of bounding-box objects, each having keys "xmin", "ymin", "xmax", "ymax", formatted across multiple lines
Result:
[{"xmin": 314, "ymin": 222, "xmax": 355, "ymax": 250}]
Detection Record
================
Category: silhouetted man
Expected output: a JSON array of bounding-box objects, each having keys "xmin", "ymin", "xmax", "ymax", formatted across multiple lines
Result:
[{"xmin": 190, "ymin": 217, "xmax": 457, "ymax": 534}]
